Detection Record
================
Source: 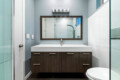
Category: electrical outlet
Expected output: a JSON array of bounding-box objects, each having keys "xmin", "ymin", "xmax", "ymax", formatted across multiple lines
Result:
[
  {"xmin": 31, "ymin": 35, "xmax": 34, "ymax": 40},
  {"xmin": 26, "ymin": 34, "xmax": 30, "ymax": 39}
]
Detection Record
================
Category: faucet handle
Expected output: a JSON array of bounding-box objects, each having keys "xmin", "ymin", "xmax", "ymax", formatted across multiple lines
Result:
[{"xmin": 60, "ymin": 38, "xmax": 63, "ymax": 46}]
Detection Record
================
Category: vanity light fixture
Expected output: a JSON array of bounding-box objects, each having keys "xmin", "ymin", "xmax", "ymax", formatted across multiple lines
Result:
[{"xmin": 52, "ymin": 8, "xmax": 70, "ymax": 13}]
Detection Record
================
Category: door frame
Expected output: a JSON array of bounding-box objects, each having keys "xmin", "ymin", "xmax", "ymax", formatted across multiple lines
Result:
[{"xmin": 12, "ymin": 0, "xmax": 25, "ymax": 80}]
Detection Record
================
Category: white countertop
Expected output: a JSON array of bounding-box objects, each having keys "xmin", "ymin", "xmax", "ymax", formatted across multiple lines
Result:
[{"xmin": 31, "ymin": 44, "xmax": 92, "ymax": 52}]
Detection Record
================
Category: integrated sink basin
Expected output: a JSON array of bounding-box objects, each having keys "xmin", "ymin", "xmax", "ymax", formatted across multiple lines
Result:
[{"xmin": 31, "ymin": 44, "xmax": 92, "ymax": 52}]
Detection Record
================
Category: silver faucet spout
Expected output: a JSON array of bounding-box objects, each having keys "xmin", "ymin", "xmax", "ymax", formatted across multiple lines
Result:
[{"xmin": 60, "ymin": 38, "xmax": 63, "ymax": 46}]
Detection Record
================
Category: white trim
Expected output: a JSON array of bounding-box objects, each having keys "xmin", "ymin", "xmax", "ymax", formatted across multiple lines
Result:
[
  {"xmin": 25, "ymin": 71, "xmax": 32, "ymax": 80},
  {"xmin": 14, "ymin": 0, "xmax": 25, "ymax": 80},
  {"xmin": 12, "ymin": 0, "xmax": 15, "ymax": 80},
  {"xmin": 22, "ymin": 0, "xmax": 26, "ymax": 79}
]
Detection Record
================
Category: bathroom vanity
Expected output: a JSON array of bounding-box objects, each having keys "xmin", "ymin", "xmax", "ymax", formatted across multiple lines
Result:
[{"xmin": 31, "ymin": 44, "xmax": 92, "ymax": 73}]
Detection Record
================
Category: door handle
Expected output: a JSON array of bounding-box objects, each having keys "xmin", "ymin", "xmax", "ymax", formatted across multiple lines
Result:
[{"xmin": 19, "ymin": 44, "xmax": 24, "ymax": 48}]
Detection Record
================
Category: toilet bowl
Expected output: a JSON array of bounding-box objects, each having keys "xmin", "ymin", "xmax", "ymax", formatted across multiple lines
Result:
[{"xmin": 86, "ymin": 67, "xmax": 109, "ymax": 80}]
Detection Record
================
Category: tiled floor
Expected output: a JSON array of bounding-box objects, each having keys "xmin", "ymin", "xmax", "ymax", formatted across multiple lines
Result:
[{"xmin": 27, "ymin": 73, "xmax": 88, "ymax": 80}]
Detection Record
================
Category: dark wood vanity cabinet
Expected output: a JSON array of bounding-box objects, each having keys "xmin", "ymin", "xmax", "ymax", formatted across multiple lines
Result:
[{"xmin": 31, "ymin": 52, "xmax": 92, "ymax": 73}]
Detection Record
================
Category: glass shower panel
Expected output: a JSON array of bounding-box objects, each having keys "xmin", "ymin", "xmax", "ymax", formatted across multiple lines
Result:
[
  {"xmin": 111, "ymin": 0, "xmax": 120, "ymax": 80},
  {"xmin": 0, "ymin": 0, "xmax": 12, "ymax": 80}
]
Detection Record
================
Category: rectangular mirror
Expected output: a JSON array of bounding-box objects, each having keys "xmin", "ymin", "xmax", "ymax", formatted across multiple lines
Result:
[{"xmin": 41, "ymin": 16, "xmax": 83, "ymax": 40}]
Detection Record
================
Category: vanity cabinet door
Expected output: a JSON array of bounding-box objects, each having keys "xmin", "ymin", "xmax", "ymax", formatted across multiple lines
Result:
[
  {"xmin": 39, "ymin": 52, "xmax": 61, "ymax": 72},
  {"xmin": 31, "ymin": 52, "xmax": 61, "ymax": 73},
  {"xmin": 61, "ymin": 53, "xmax": 81, "ymax": 72},
  {"xmin": 80, "ymin": 52, "xmax": 92, "ymax": 73},
  {"xmin": 47, "ymin": 52, "xmax": 61, "ymax": 72}
]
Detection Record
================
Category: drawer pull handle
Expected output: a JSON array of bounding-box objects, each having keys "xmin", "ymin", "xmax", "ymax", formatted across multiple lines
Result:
[
  {"xmin": 33, "ymin": 64, "xmax": 40, "ymax": 66},
  {"xmin": 33, "ymin": 53, "xmax": 40, "ymax": 55},
  {"xmin": 67, "ymin": 53, "xmax": 74, "ymax": 55},
  {"xmin": 83, "ymin": 53, "xmax": 89, "ymax": 55},
  {"xmin": 49, "ymin": 53, "xmax": 56, "ymax": 55},
  {"xmin": 83, "ymin": 64, "xmax": 90, "ymax": 66}
]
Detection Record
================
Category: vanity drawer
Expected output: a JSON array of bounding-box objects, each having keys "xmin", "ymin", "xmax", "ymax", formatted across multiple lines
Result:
[
  {"xmin": 31, "ymin": 52, "xmax": 41, "ymax": 63},
  {"xmin": 80, "ymin": 52, "xmax": 92, "ymax": 64},
  {"xmin": 32, "ymin": 63, "xmax": 41, "ymax": 73}
]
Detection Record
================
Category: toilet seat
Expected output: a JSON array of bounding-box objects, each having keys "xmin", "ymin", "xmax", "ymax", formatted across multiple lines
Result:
[
  {"xmin": 86, "ymin": 72, "xmax": 95, "ymax": 80},
  {"xmin": 86, "ymin": 67, "xmax": 109, "ymax": 80}
]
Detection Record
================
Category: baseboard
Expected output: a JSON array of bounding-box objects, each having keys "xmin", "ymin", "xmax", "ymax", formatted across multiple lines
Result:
[{"xmin": 25, "ymin": 71, "xmax": 32, "ymax": 80}]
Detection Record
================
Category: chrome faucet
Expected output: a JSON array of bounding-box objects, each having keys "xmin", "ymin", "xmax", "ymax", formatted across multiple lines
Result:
[{"xmin": 60, "ymin": 38, "xmax": 63, "ymax": 46}]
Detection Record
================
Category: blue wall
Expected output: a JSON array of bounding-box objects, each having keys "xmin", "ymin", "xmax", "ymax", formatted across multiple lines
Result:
[
  {"xmin": 25, "ymin": 0, "xmax": 34, "ymax": 75},
  {"xmin": 96, "ymin": 0, "xmax": 101, "ymax": 9},
  {"xmin": 25, "ymin": 0, "xmax": 89, "ymax": 75},
  {"xmin": 34, "ymin": 0, "xmax": 88, "ymax": 45},
  {"xmin": 88, "ymin": 0, "xmax": 97, "ymax": 16},
  {"xmin": 88, "ymin": 0, "xmax": 108, "ymax": 17}
]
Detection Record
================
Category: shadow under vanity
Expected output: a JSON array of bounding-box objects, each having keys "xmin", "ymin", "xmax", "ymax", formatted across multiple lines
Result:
[{"xmin": 31, "ymin": 45, "xmax": 92, "ymax": 74}]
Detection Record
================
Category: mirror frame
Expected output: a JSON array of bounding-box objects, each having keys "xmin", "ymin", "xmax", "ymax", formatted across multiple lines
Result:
[{"xmin": 40, "ymin": 16, "xmax": 83, "ymax": 40}]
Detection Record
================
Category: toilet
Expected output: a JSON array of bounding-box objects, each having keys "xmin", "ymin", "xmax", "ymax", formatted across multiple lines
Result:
[{"xmin": 86, "ymin": 67, "xmax": 109, "ymax": 80}]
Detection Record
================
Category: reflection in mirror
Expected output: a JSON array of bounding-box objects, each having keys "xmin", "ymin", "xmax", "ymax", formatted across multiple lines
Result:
[{"xmin": 41, "ymin": 16, "xmax": 82, "ymax": 40}]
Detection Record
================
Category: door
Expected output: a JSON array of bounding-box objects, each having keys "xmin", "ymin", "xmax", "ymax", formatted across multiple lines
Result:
[
  {"xmin": 61, "ymin": 53, "xmax": 80, "ymax": 72},
  {"xmin": 40, "ymin": 52, "xmax": 60, "ymax": 72},
  {"xmin": 31, "ymin": 52, "xmax": 60, "ymax": 73},
  {"xmin": 111, "ymin": 0, "xmax": 120, "ymax": 80},
  {"xmin": 13, "ymin": 0, "xmax": 25, "ymax": 80},
  {"xmin": 47, "ymin": 52, "xmax": 60, "ymax": 72},
  {"xmin": 0, "ymin": 0, "xmax": 12, "ymax": 80}
]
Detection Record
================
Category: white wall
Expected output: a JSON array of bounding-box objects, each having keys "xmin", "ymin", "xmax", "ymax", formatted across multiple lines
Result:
[{"xmin": 88, "ymin": 1, "xmax": 109, "ymax": 68}]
